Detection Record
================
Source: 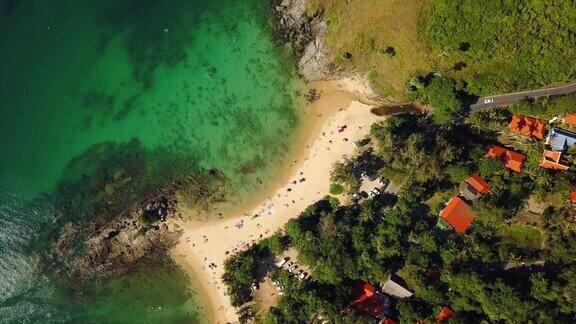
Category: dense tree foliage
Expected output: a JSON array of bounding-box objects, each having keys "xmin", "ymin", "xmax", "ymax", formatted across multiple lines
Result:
[
  {"xmin": 422, "ymin": 76, "xmax": 463, "ymax": 124},
  {"xmin": 426, "ymin": 0, "xmax": 576, "ymax": 96},
  {"xmin": 508, "ymin": 95, "xmax": 576, "ymax": 120},
  {"xmin": 222, "ymin": 244, "xmax": 270, "ymax": 307},
  {"xmin": 224, "ymin": 113, "xmax": 576, "ymax": 322}
]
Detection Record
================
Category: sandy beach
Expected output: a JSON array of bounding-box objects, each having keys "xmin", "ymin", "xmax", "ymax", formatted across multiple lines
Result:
[{"xmin": 170, "ymin": 78, "xmax": 385, "ymax": 323}]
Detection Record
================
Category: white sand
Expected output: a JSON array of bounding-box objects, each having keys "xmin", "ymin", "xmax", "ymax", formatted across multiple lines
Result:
[{"xmin": 170, "ymin": 79, "xmax": 384, "ymax": 323}]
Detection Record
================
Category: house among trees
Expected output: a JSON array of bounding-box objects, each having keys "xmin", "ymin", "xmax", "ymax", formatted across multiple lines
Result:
[
  {"xmin": 570, "ymin": 189, "xmax": 576, "ymax": 203},
  {"xmin": 438, "ymin": 196, "xmax": 476, "ymax": 233},
  {"xmin": 437, "ymin": 307, "xmax": 454, "ymax": 323},
  {"xmin": 459, "ymin": 174, "xmax": 490, "ymax": 201},
  {"xmin": 347, "ymin": 282, "xmax": 395, "ymax": 323},
  {"xmin": 563, "ymin": 114, "xmax": 576, "ymax": 125},
  {"xmin": 486, "ymin": 145, "xmax": 526, "ymax": 172},
  {"xmin": 545, "ymin": 127, "xmax": 576, "ymax": 151},
  {"xmin": 509, "ymin": 114, "xmax": 547, "ymax": 139},
  {"xmin": 540, "ymin": 149, "xmax": 570, "ymax": 170},
  {"xmin": 381, "ymin": 273, "xmax": 413, "ymax": 299}
]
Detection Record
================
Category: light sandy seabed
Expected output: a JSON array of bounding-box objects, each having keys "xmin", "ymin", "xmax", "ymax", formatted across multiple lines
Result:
[{"xmin": 170, "ymin": 78, "xmax": 385, "ymax": 323}]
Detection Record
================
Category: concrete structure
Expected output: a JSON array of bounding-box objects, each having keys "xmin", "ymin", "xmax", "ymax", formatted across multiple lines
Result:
[
  {"xmin": 540, "ymin": 149, "xmax": 570, "ymax": 170},
  {"xmin": 545, "ymin": 127, "xmax": 576, "ymax": 151},
  {"xmin": 381, "ymin": 273, "xmax": 413, "ymax": 299}
]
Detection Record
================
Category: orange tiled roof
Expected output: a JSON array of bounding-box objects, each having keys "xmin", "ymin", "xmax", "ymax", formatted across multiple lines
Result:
[
  {"xmin": 465, "ymin": 174, "xmax": 490, "ymax": 194},
  {"xmin": 509, "ymin": 115, "xmax": 547, "ymax": 139},
  {"xmin": 540, "ymin": 150, "xmax": 570, "ymax": 170},
  {"xmin": 363, "ymin": 282, "xmax": 376, "ymax": 297},
  {"xmin": 486, "ymin": 145, "xmax": 526, "ymax": 172},
  {"xmin": 382, "ymin": 318, "xmax": 397, "ymax": 324},
  {"xmin": 564, "ymin": 114, "xmax": 576, "ymax": 125},
  {"xmin": 570, "ymin": 189, "xmax": 576, "ymax": 203},
  {"xmin": 437, "ymin": 307, "xmax": 454, "ymax": 323},
  {"xmin": 439, "ymin": 197, "xmax": 476, "ymax": 234},
  {"xmin": 569, "ymin": 187, "xmax": 576, "ymax": 202}
]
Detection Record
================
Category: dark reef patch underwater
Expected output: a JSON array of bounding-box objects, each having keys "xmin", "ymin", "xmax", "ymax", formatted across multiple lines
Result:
[{"xmin": 0, "ymin": 0, "xmax": 302, "ymax": 321}]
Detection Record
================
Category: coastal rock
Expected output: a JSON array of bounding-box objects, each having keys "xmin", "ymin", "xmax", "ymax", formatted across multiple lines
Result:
[
  {"xmin": 274, "ymin": 0, "xmax": 340, "ymax": 81},
  {"xmin": 50, "ymin": 191, "xmax": 182, "ymax": 282},
  {"xmin": 297, "ymin": 20, "xmax": 338, "ymax": 81},
  {"xmin": 48, "ymin": 169, "xmax": 233, "ymax": 283}
]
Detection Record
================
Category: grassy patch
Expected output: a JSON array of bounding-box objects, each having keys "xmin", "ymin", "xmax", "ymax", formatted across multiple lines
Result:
[
  {"xmin": 426, "ymin": 191, "xmax": 449, "ymax": 215},
  {"xmin": 498, "ymin": 224, "xmax": 543, "ymax": 261},
  {"xmin": 329, "ymin": 182, "xmax": 345, "ymax": 195},
  {"xmin": 307, "ymin": 0, "xmax": 440, "ymax": 101},
  {"xmin": 307, "ymin": 0, "xmax": 576, "ymax": 101}
]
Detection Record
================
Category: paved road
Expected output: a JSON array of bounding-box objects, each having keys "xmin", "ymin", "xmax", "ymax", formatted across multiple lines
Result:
[{"xmin": 470, "ymin": 81, "xmax": 576, "ymax": 111}]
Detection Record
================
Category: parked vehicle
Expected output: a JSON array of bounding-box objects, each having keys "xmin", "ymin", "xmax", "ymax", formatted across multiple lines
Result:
[{"xmin": 275, "ymin": 256, "xmax": 290, "ymax": 267}]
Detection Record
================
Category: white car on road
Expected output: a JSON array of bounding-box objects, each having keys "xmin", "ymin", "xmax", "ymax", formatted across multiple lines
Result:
[{"xmin": 483, "ymin": 98, "xmax": 494, "ymax": 104}]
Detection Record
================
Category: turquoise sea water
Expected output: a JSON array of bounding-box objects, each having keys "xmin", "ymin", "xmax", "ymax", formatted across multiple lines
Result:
[{"xmin": 0, "ymin": 0, "xmax": 302, "ymax": 321}]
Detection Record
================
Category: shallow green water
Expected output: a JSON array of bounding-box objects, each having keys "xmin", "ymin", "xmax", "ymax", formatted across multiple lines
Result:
[{"xmin": 0, "ymin": 0, "xmax": 301, "ymax": 321}]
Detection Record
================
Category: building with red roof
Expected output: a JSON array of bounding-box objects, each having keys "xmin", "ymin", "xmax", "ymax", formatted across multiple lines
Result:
[
  {"xmin": 570, "ymin": 189, "xmax": 576, "ymax": 203},
  {"xmin": 564, "ymin": 114, "xmax": 576, "ymax": 125},
  {"xmin": 381, "ymin": 318, "xmax": 397, "ymax": 324},
  {"xmin": 466, "ymin": 174, "xmax": 491, "ymax": 194},
  {"xmin": 509, "ymin": 114, "xmax": 547, "ymax": 139},
  {"xmin": 348, "ymin": 282, "xmax": 394, "ymax": 321},
  {"xmin": 540, "ymin": 149, "xmax": 570, "ymax": 170},
  {"xmin": 459, "ymin": 174, "xmax": 490, "ymax": 201},
  {"xmin": 437, "ymin": 307, "xmax": 454, "ymax": 323},
  {"xmin": 486, "ymin": 145, "xmax": 526, "ymax": 172},
  {"xmin": 439, "ymin": 196, "xmax": 476, "ymax": 233}
]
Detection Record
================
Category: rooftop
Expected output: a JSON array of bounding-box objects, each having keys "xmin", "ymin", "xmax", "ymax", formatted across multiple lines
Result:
[
  {"xmin": 546, "ymin": 127, "xmax": 576, "ymax": 151},
  {"xmin": 540, "ymin": 149, "xmax": 570, "ymax": 170},
  {"xmin": 465, "ymin": 174, "xmax": 491, "ymax": 194},
  {"xmin": 439, "ymin": 196, "xmax": 476, "ymax": 233},
  {"xmin": 486, "ymin": 145, "xmax": 526, "ymax": 172},
  {"xmin": 570, "ymin": 189, "xmax": 576, "ymax": 203},
  {"xmin": 509, "ymin": 114, "xmax": 547, "ymax": 139},
  {"xmin": 437, "ymin": 307, "xmax": 454, "ymax": 323},
  {"xmin": 351, "ymin": 282, "xmax": 392, "ymax": 320},
  {"xmin": 564, "ymin": 114, "xmax": 576, "ymax": 125},
  {"xmin": 381, "ymin": 273, "xmax": 413, "ymax": 299}
]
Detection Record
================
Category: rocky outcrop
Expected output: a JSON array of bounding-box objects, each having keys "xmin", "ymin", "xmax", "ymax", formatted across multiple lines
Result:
[
  {"xmin": 274, "ymin": 0, "xmax": 340, "ymax": 81},
  {"xmin": 50, "ymin": 186, "xmax": 183, "ymax": 282},
  {"xmin": 48, "ymin": 164, "xmax": 233, "ymax": 283}
]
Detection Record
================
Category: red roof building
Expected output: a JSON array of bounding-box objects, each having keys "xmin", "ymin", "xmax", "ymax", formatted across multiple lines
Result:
[
  {"xmin": 439, "ymin": 196, "xmax": 476, "ymax": 233},
  {"xmin": 350, "ymin": 282, "xmax": 392, "ymax": 320},
  {"xmin": 465, "ymin": 174, "xmax": 490, "ymax": 194},
  {"xmin": 540, "ymin": 150, "xmax": 570, "ymax": 170},
  {"xmin": 564, "ymin": 114, "xmax": 576, "ymax": 125},
  {"xmin": 509, "ymin": 114, "xmax": 547, "ymax": 139},
  {"xmin": 570, "ymin": 189, "xmax": 576, "ymax": 203},
  {"xmin": 486, "ymin": 145, "xmax": 526, "ymax": 172},
  {"xmin": 380, "ymin": 317, "xmax": 397, "ymax": 324},
  {"xmin": 437, "ymin": 307, "xmax": 454, "ymax": 323}
]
